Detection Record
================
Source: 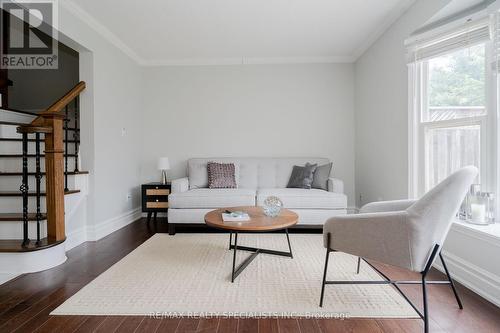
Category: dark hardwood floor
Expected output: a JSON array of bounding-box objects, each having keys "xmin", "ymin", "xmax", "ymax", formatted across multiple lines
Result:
[{"xmin": 0, "ymin": 219, "xmax": 499, "ymax": 333}]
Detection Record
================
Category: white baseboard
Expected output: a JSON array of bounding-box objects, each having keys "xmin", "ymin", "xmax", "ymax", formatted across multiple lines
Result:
[
  {"xmin": 66, "ymin": 207, "xmax": 141, "ymax": 250},
  {"xmin": 65, "ymin": 227, "xmax": 88, "ymax": 251},
  {"xmin": 0, "ymin": 273, "xmax": 19, "ymax": 285},
  {"xmin": 434, "ymin": 250, "xmax": 500, "ymax": 308},
  {"xmin": 88, "ymin": 207, "xmax": 142, "ymax": 241}
]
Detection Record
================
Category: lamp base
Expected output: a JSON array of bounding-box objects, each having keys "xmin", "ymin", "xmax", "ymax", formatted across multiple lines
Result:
[{"xmin": 161, "ymin": 170, "xmax": 168, "ymax": 185}]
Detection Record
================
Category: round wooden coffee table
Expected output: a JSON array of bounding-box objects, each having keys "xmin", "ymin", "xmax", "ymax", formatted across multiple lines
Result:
[{"xmin": 205, "ymin": 206, "xmax": 298, "ymax": 282}]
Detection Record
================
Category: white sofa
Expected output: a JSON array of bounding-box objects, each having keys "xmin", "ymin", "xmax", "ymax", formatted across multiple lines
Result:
[{"xmin": 167, "ymin": 157, "xmax": 347, "ymax": 234}]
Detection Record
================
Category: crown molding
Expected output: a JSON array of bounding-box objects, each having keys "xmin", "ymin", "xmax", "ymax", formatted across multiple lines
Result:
[
  {"xmin": 140, "ymin": 56, "xmax": 355, "ymax": 67},
  {"xmin": 61, "ymin": 0, "xmax": 143, "ymax": 64},
  {"xmin": 352, "ymin": 0, "xmax": 417, "ymax": 60}
]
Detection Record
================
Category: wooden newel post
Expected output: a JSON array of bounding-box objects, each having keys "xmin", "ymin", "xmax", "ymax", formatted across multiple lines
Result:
[{"xmin": 42, "ymin": 113, "xmax": 66, "ymax": 242}]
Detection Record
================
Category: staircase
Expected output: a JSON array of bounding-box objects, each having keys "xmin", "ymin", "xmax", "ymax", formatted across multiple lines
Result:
[{"xmin": 0, "ymin": 82, "xmax": 87, "ymax": 253}]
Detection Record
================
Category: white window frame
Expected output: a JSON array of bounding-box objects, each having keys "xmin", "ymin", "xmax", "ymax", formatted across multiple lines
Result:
[{"xmin": 408, "ymin": 22, "xmax": 497, "ymax": 200}]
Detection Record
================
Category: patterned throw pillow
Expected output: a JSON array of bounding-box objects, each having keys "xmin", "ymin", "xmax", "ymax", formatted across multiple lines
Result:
[{"xmin": 207, "ymin": 162, "xmax": 237, "ymax": 189}]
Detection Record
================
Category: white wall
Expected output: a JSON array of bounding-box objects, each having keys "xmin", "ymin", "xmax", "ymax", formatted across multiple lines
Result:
[
  {"xmin": 140, "ymin": 64, "xmax": 355, "ymax": 205},
  {"xmin": 56, "ymin": 3, "xmax": 143, "ymax": 241},
  {"xmin": 354, "ymin": 0, "xmax": 450, "ymax": 207}
]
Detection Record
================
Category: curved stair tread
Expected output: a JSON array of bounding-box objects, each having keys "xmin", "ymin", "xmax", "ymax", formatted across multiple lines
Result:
[
  {"xmin": 0, "ymin": 189, "xmax": 80, "ymax": 196},
  {"xmin": 0, "ymin": 138, "xmax": 80, "ymax": 142},
  {"xmin": 0, "ymin": 154, "xmax": 77, "ymax": 158},
  {"xmin": 0, "ymin": 213, "xmax": 47, "ymax": 221},
  {"xmin": 0, "ymin": 171, "xmax": 89, "ymax": 176},
  {"xmin": 0, "ymin": 238, "xmax": 65, "ymax": 252},
  {"xmin": 17, "ymin": 126, "xmax": 53, "ymax": 134}
]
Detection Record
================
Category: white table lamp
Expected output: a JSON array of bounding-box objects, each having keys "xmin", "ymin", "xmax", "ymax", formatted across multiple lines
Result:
[{"xmin": 158, "ymin": 157, "xmax": 170, "ymax": 184}]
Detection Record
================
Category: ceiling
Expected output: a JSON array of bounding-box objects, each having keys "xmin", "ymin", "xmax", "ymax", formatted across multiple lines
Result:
[{"xmin": 64, "ymin": 0, "xmax": 416, "ymax": 65}]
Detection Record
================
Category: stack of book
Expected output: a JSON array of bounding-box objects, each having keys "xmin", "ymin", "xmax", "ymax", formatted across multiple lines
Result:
[{"xmin": 222, "ymin": 210, "xmax": 250, "ymax": 222}]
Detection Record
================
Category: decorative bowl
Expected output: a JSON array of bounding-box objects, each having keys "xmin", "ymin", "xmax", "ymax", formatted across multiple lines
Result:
[{"xmin": 262, "ymin": 196, "xmax": 283, "ymax": 217}]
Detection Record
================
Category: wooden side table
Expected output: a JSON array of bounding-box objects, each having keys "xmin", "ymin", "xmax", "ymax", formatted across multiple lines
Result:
[{"xmin": 141, "ymin": 182, "xmax": 171, "ymax": 226}]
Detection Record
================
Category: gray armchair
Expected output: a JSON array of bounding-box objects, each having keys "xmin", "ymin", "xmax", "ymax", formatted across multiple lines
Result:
[{"xmin": 320, "ymin": 166, "xmax": 478, "ymax": 333}]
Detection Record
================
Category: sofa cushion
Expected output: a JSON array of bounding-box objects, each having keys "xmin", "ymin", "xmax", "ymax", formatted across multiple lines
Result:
[
  {"xmin": 257, "ymin": 188, "xmax": 346, "ymax": 209},
  {"xmin": 169, "ymin": 189, "xmax": 256, "ymax": 209}
]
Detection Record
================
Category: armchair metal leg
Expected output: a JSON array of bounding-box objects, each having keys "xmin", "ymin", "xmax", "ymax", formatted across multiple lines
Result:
[
  {"xmin": 356, "ymin": 257, "xmax": 361, "ymax": 274},
  {"xmin": 319, "ymin": 248, "xmax": 331, "ymax": 307},
  {"xmin": 319, "ymin": 233, "xmax": 332, "ymax": 307},
  {"xmin": 422, "ymin": 273, "xmax": 429, "ymax": 333},
  {"xmin": 439, "ymin": 252, "xmax": 463, "ymax": 309},
  {"xmin": 421, "ymin": 244, "xmax": 440, "ymax": 333}
]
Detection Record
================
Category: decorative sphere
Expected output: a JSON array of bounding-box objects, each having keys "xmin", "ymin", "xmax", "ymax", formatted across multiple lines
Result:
[{"xmin": 263, "ymin": 196, "xmax": 283, "ymax": 217}]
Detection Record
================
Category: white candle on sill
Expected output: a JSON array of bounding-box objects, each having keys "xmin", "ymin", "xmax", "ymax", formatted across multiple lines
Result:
[{"xmin": 471, "ymin": 203, "xmax": 486, "ymax": 223}]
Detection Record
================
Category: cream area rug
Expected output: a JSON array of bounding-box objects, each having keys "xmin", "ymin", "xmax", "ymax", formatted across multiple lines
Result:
[{"xmin": 52, "ymin": 234, "xmax": 418, "ymax": 318}]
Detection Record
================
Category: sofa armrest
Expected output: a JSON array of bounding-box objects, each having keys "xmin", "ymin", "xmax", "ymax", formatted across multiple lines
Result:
[
  {"xmin": 327, "ymin": 178, "xmax": 344, "ymax": 194},
  {"xmin": 171, "ymin": 177, "xmax": 189, "ymax": 193}
]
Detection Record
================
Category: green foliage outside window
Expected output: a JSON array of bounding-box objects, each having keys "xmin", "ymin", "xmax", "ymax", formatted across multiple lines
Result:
[{"xmin": 428, "ymin": 44, "xmax": 485, "ymax": 107}]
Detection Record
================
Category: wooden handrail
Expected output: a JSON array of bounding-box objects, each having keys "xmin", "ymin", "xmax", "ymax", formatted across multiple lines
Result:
[
  {"xmin": 42, "ymin": 81, "xmax": 86, "ymax": 114},
  {"xmin": 29, "ymin": 81, "xmax": 85, "ymax": 127}
]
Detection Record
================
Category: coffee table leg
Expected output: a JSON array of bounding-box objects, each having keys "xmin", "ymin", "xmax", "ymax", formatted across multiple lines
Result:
[
  {"xmin": 229, "ymin": 232, "xmax": 232, "ymax": 250},
  {"xmin": 285, "ymin": 228, "xmax": 293, "ymax": 259},
  {"xmin": 229, "ymin": 231, "xmax": 293, "ymax": 282},
  {"xmin": 231, "ymin": 232, "xmax": 238, "ymax": 283}
]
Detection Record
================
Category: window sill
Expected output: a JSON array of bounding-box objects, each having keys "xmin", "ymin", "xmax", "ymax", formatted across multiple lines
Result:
[{"xmin": 452, "ymin": 219, "xmax": 500, "ymax": 244}]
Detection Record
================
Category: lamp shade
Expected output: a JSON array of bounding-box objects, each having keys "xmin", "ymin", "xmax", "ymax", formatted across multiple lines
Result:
[{"xmin": 157, "ymin": 157, "xmax": 170, "ymax": 170}]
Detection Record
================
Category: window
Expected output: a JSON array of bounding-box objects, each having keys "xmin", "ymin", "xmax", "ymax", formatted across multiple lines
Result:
[
  {"xmin": 408, "ymin": 19, "xmax": 496, "ymax": 197},
  {"xmin": 423, "ymin": 44, "xmax": 487, "ymax": 191}
]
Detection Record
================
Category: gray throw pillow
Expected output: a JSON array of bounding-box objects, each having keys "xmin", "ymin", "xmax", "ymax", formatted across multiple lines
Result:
[
  {"xmin": 287, "ymin": 163, "xmax": 317, "ymax": 189},
  {"xmin": 312, "ymin": 162, "xmax": 333, "ymax": 190}
]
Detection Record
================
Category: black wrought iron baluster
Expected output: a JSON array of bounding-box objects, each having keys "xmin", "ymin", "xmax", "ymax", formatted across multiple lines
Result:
[
  {"xmin": 64, "ymin": 105, "xmax": 69, "ymax": 192},
  {"xmin": 74, "ymin": 96, "xmax": 79, "ymax": 173},
  {"xmin": 20, "ymin": 132, "xmax": 29, "ymax": 247},
  {"xmin": 35, "ymin": 133, "xmax": 42, "ymax": 245}
]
